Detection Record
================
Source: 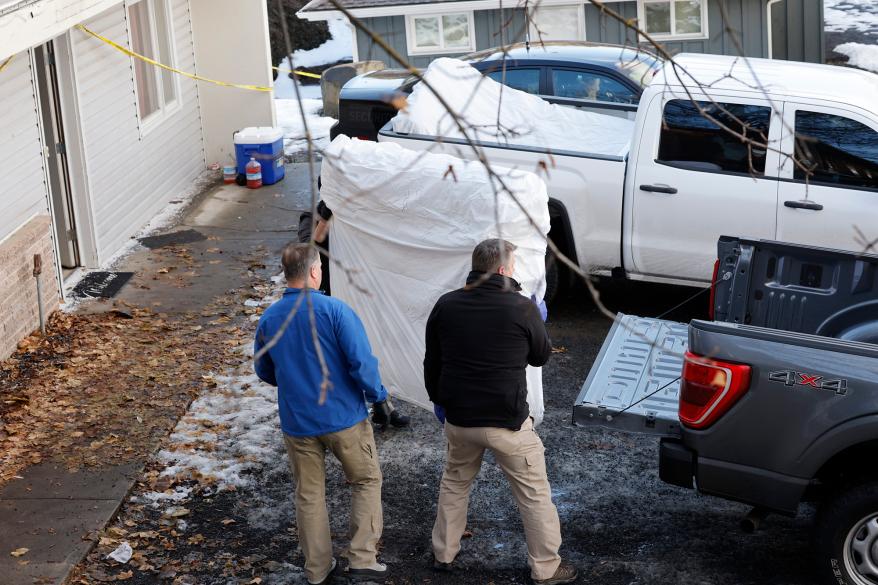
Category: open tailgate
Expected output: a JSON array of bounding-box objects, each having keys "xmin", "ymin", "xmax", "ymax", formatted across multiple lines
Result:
[{"xmin": 574, "ymin": 314, "xmax": 687, "ymax": 437}]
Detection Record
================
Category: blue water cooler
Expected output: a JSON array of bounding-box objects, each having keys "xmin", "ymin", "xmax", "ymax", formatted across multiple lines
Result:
[{"xmin": 233, "ymin": 127, "xmax": 285, "ymax": 185}]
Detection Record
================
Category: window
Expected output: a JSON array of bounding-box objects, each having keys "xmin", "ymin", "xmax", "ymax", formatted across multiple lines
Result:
[
  {"xmin": 640, "ymin": 0, "xmax": 706, "ymax": 38},
  {"xmin": 794, "ymin": 111, "xmax": 878, "ymax": 190},
  {"xmin": 529, "ymin": 5, "xmax": 584, "ymax": 42},
  {"xmin": 407, "ymin": 12, "xmax": 474, "ymax": 54},
  {"xmin": 128, "ymin": 0, "xmax": 178, "ymax": 123},
  {"xmin": 485, "ymin": 68, "xmax": 541, "ymax": 94},
  {"xmin": 658, "ymin": 100, "xmax": 771, "ymax": 175},
  {"xmin": 550, "ymin": 69, "xmax": 637, "ymax": 104}
]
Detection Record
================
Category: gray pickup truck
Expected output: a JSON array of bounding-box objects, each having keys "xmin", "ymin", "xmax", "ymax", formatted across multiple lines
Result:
[{"xmin": 575, "ymin": 236, "xmax": 878, "ymax": 585}]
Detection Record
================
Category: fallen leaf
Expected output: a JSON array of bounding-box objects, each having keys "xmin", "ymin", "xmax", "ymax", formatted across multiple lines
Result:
[
  {"xmin": 551, "ymin": 346, "xmax": 567, "ymax": 354},
  {"xmin": 10, "ymin": 548, "xmax": 29, "ymax": 557},
  {"xmin": 220, "ymin": 518, "xmax": 236, "ymax": 526},
  {"xmin": 116, "ymin": 570, "xmax": 133, "ymax": 580}
]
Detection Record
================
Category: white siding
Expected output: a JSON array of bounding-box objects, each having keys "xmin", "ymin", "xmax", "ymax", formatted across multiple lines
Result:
[
  {"xmin": 71, "ymin": 0, "xmax": 204, "ymax": 262},
  {"xmin": 0, "ymin": 50, "xmax": 50, "ymax": 243}
]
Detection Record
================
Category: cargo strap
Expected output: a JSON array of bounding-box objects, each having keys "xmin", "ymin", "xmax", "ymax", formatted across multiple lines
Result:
[{"xmin": 76, "ymin": 24, "xmax": 273, "ymax": 92}]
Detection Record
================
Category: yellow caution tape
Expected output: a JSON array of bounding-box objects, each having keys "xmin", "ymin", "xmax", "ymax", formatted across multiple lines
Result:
[
  {"xmin": 273, "ymin": 66, "xmax": 322, "ymax": 79},
  {"xmin": 0, "ymin": 55, "xmax": 13, "ymax": 73},
  {"xmin": 76, "ymin": 24, "xmax": 273, "ymax": 92}
]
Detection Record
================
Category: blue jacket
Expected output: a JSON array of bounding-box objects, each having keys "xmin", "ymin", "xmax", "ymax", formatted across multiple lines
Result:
[{"xmin": 254, "ymin": 288, "xmax": 388, "ymax": 437}]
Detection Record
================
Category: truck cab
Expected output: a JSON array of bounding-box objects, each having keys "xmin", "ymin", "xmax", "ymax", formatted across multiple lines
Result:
[{"xmin": 624, "ymin": 55, "xmax": 878, "ymax": 285}]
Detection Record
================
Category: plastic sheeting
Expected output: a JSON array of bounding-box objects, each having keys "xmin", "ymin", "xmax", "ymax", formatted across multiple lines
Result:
[
  {"xmin": 392, "ymin": 58, "xmax": 634, "ymax": 156},
  {"xmin": 320, "ymin": 135, "xmax": 551, "ymax": 424}
]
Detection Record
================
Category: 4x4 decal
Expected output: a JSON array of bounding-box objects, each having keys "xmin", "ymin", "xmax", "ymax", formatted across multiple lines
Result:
[{"xmin": 768, "ymin": 370, "xmax": 848, "ymax": 395}]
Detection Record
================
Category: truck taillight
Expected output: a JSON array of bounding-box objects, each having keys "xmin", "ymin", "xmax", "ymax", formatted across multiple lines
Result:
[
  {"xmin": 708, "ymin": 259, "xmax": 720, "ymax": 320},
  {"xmin": 679, "ymin": 351, "xmax": 751, "ymax": 429}
]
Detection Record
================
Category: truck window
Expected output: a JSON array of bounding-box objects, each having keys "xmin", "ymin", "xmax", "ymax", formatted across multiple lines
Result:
[
  {"xmin": 550, "ymin": 69, "xmax": 637, "ymax": 104},
  {"xmin": 658, "ymin": 100, "xmax": 771, "ymax": 175},
  {"xmin": 794, "ymin": 111, "xmax": 878, "ymax": 191},
  {"xmin": 485, "ymin": 68, "xmax": 540, "ymax": 95}
]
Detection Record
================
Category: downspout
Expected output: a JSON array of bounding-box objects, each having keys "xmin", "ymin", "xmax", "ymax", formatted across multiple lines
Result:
[{"xmin": 766, "ymin": 0, "xmax": 783, "ymax": 59}]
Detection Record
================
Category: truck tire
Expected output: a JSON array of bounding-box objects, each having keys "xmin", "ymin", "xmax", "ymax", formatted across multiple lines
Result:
[{"xmin": 814, "ymin": 479, "xmax": 878, "ymax": 585}]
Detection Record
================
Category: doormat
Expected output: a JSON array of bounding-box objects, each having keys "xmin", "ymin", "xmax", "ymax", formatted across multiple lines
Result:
[
  {"xmin": 139, "ymin": 229, "xmax": 206, "ymax": 249},
  {"xmin": 70, "ymin": 271, "xmax": 134, "ymax": 299}
]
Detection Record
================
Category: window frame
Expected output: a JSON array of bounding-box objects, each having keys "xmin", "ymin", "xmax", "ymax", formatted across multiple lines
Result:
[
  {"xmin": 126, "ymin": 0, "xmax": 181, "ymax": 135},
  {"xmin": 637, "ymin": 0, "xmax": 709, "ymax": 41},
  {"xmin": 528, "ymin": 3, "xmax": 586, "ymax": 43},
  {"xmin": 484, "ymin": 67, "xmax": 544, "ymax": 95},
  {"xmin": 654, "ymin": 96, "xmax": 778, "ymax": 178},
  {"xmin": 548, "ymin": 66, "xmax": 640, "ymax": 106},
  {"xmin": 780, "ymin": 104, "xmax": 878, "ymax": 193},
  {"xmin": 405, "ymin": 11, "xmax": 476, "ymax": 55}
]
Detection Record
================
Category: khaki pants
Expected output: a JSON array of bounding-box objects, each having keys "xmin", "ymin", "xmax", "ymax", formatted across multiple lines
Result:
[
  {"xmin": 283, "ymin": 418, "xmax": 383, "ymax": 583},
  {"xmin": 432, "ymin": 418, "xmax": 562, "ymax": 581}
]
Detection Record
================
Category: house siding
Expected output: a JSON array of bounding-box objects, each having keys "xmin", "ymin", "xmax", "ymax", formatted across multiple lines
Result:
[
  {"xmin": 355, "ymin": 0, "xmax": 823, "ymax": 67},
  {"xmin": 0, "ymin": 51, "xmax": 60, "ymax": 360},
  {"xmin": 71, "ymin": 0, "xmax": 205, "ymax": 263},
  {"xmin": 772, "ymin": 0, "xmax": 824, "ymax": 63},
  {"xmin": 0, "ymin": 50, "xmax": 50, "ymax": 243}
]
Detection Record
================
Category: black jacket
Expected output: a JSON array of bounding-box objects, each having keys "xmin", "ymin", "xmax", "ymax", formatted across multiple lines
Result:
[{"xmin": 424, "ymin": 271, "xmax": 552, "ymax": 430}]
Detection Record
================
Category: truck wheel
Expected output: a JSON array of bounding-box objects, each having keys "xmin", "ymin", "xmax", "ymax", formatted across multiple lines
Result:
[
  {"xmin": 814, "ymin": 480, "xmax": 878, "ymax": 585},
  {"xmin": 544, "ymin": 251, "xmax": 559, "ymax": 307}
]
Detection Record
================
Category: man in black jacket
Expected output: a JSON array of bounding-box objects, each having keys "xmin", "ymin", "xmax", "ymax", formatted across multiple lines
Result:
[{"xmin": 424, "ymin": 239, "xmax": 577, "ymax": 585}]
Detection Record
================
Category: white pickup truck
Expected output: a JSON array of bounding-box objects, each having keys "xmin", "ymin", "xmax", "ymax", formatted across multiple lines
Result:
[{"xmin": 378, "ymin": 54, "xmax": 878, "ymax": 293}]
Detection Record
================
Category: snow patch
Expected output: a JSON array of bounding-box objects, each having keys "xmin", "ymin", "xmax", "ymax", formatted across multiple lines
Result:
[
  {"xmin": 276, "ymin": 98, "xmax": 336, "ymax": 155},
  {"xmin": 134, "ymin": 486, "xmax": 194, "ymax": 507},
  {"xmin": 835, "ymin": 42, "xmax": 878, "ymax": 73},
  {"xmin": 153, "ymin": 283, "xmax": 286, "ymax": 489},
  {"xmin": 825, "ymin": 0, "xmax": 878, "ymax": 37},
  {"xmin": 156, "ymin": 365, "xmax": 283, "ymax": 489}
]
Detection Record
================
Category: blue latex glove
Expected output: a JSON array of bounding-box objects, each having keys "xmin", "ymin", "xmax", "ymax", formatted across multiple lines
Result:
[
  {"xmin": 531, "ymin": 295, "xmax": 548, "ymax": 322},
  {"xmin": 433, "ymin": 404, "xmax": 446, "ymax": 425}
]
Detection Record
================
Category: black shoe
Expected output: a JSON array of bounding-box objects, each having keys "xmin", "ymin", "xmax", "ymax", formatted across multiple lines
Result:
[
  {"xmin": 390, "ymin": 409, "xmax": 410, "ymax": 428},
  {"xmin": 346, "ymin": 562, "xmax": 389, "ymax": 580},
  {"xmin": 432, "ymin": 556, "xmax": 453, "ymax": 572}
]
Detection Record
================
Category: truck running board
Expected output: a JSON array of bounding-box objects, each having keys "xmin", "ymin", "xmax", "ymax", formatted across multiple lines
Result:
[{"xmin": 574, "ymin": 314, "xmax": 687, "ymax": 437}]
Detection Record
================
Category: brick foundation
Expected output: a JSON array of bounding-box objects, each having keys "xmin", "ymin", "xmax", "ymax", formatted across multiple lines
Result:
[{"xmin": 0, "ymin": 215, "xmax": 61, "ymax": 360}]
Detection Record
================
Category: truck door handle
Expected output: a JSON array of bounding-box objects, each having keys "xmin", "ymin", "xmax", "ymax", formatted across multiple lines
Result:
[
  {"xmin": 784, "ymin": 200, "xmax": 824, "ymax": 211},
  {"xmin": 640, "ymin": 184, "xmax": 677, "ymax": 194}
]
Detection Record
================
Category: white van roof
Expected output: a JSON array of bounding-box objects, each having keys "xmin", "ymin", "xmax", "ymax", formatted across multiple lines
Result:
[{"xmin": 652, "ymin": 53, "xmax": 878, "ymax": 114}]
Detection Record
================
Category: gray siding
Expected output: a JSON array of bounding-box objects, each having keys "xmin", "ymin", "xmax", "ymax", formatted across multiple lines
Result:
[
  {"xmin": 771, "ymin": 0, "xmax": 824, "ymax": 63},
  {"xmin": 585, "ymin": 0, "xmax": 769, "ymax": 59},
  {"xmin": 474, "ymin": 8, "xmax": 527, "ymax": 50},
  {"xmin": 355, "ymin": 0, "xmax": 824, "ymax": 69},
  {"xmin": 584, "ymin": 1, "xmax": 638, "ymax": 46}
]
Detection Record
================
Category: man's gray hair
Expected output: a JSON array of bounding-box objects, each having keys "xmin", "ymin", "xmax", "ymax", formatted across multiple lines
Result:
[
  {"xmin": 282, "ymin": 243, "xmax": 320, "ymax": 281},
  {"xmin": 471, "ymin": 238, "xmax": 517, "ymax": 273}
]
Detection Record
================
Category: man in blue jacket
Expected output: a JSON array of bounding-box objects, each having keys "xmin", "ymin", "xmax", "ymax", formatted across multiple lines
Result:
[{"xmin": 255, "ymin": 243, "xmax": 391, "ymax": 584}]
